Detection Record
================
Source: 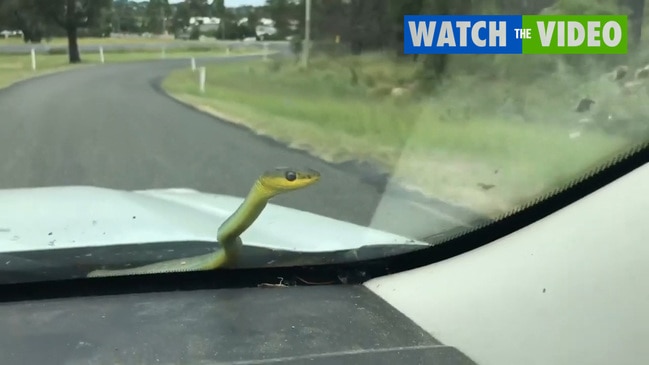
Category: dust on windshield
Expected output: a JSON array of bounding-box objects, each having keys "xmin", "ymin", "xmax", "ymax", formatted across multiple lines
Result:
[{"xmin": 0, "ymin": 0, "xmax": 646, "ymax": 280}]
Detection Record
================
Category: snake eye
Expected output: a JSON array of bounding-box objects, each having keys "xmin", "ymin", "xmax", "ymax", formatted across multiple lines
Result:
[{"xmin": 285, "ymin": 171, "xmax": 297, "ymax": 181}]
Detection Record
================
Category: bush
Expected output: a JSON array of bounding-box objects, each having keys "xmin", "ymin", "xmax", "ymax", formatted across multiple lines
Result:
[
  {"xmin": 205, "ymin": 30, "xmax": 220, "ymax": 39},
  {"xmin": 290, "ymin": 35, "xmax": 302, "ymax": 58},
  {"xmin": 184, "ymin": 45, "xmax": 214, "ymax": 52},
  {"xmin": 189, "ymin": 26, "xmax": 200, "ymax": 40},
  {"xmin": 47, "ymin": 48, "xmax": 68, "ymax": 55}
]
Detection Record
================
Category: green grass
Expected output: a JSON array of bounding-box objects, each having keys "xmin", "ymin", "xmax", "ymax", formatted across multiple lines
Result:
[
  {"xmin": 0, "ymin": 45, "xmax": 259, "ymax": 89},
  {"xmin": 0, "ymin": 36, "xmax": 173, "ymax": 46},
  {"xmin": 162, "ymin": 53, "xmax": 637, "ymax": 217}
]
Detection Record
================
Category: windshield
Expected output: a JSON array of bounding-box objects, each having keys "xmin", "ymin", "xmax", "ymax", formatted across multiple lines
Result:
[{"xmin": 0, "ymin": 0, "xmax": 646, "ymax": 282}]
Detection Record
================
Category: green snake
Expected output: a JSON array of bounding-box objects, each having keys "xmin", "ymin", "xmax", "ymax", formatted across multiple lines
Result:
[{"xmin": 87, "ymin": 167, "xmax": 321, "ymax": 277}]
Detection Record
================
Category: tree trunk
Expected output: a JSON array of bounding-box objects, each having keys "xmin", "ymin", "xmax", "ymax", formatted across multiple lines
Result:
[
  {"xmin": 622, "ymin": 0, "xmax": 645, "ymax": 47},
  {"xmin": 66, "ymin": 25, "xmax": 81, "ymax": 63}
]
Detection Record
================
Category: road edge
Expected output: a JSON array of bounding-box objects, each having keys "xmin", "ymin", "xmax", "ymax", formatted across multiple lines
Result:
[
  {"xmin": 151, "ymin": 70, "xmax": 492, "ymax": 227},
  {"xmin": 0, "ymin": 51, "xmax": 268, "ymax": 94},
  {"xmin": 0, "ymin": 63, "xmax": 99, "ymax": 94}
]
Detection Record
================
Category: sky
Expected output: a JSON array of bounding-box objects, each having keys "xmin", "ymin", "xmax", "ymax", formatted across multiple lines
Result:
[{"xmin": 132, "ymin": 0, "xmax": 266, "ymax": 6}]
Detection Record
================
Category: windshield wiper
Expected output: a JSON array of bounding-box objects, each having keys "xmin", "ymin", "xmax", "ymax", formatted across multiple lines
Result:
[{"xmin": 0, "ymin": 241, "xmax": 428, "ymax": 285}]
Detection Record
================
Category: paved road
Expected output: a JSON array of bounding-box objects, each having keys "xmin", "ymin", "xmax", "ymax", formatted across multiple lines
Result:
[{"xmin": 0, "ymin": 55, "xmax": 486, "ymax": 240}]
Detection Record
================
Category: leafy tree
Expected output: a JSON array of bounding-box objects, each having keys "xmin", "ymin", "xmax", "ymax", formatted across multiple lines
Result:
[
  {"xmin": 266, "ymin": 1, "xmax": 287, "ymax": 22},
  {"xmin": 186, "ymin": 0, "xmax": 209, "ymax": 17},
  {"xmin": 212, "ymin": 0, "xmax": 226, "ymax": 17},
  {"xmin": 348, "ymin": 0, "xmax": 390, "ymax": 55},
  {"xmin": 415, "ymin": 0, "xmax": 472, "ymax": 88},
  {"xmin": 189, "ymin": 24, "xmax": 200, "ymax": 39},
  {"xmin": 112, "ymin": 0, "xmax": 142, "ymax": 33},
  {"xmin": 266, "ymin": 0, "xmax": 291, "ymax": 37},
  {"xmin": 308, "ymin": 0, "xmax": 350, "ymax": 42},
  {"xmin": 387, "ymin": 0, "xmax": 424, "ymax": 56},
  {"xmin": 620, "ymin": 0, "xmax": 645, "ymax": 47},
  {"xmin": 145, "ymin": 0, "xmax": 170, "ymax": 34},
  {"xmin": 238, "ymin": 9, "xmax": 259, "ymax": 39},
  {"xmin": 0, "ymin": 0, "xmax": 51, "ymax": 42},
  {"xmin": 171, "ymin": 1, "xmax": 190, "ymax": 33},
  {"xmin": 16, "ymin": 0, "xmax": 112, "ymax": 63}
]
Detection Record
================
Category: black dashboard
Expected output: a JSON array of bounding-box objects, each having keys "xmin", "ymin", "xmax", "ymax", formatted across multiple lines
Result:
[{"xmin": 0, "ymin": 283, "xmax": 477, "ymax": 365}]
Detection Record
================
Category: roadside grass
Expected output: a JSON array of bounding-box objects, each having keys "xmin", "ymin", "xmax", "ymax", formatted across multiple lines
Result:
[
  {"xmin": 0, "ymin": 36, "xmax": 173, "ymax": 46},
  {"xmin": 0, "ymin": 45, "xmax": 259, "ymax": 89},
  {"xmin": 162, "ymin": 53, "xmax": 634, "ymax": 217},
  {"xmin": 0, "ymin": 53, "xmax": 77, "ymax": 88}
]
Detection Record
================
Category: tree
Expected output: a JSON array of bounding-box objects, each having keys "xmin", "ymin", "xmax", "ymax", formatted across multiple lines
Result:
[
  {"xmin": 0, "ymin": 0, "xmax": 51, "ymax": 43},
  {"xmin": 308, "ymin": 0, "xmax": 350, "ymax": 41},
  {"xmin": 212, "ymin": 0, "xmax": 226, "ymax": 17},
  {"xmin": 266, "ymin": 0, "xmax": 290, "ymax": 37},
  {"xmin": 186, "ymin": 0, "xmax": 209, "ymax": 17},
  {"xmin": 171, "ymin": 1, "xmax": 190, "ymax": 33},
  {"xmin": 145, "ymin": 0, "xmax": 170, "ymax": 34},
  {"xmin": 16, "ymin": 0, "xmax": 112, "ymax": 63},
  {"xmin": 213, "ymin": 1, "xmax": 234, "ymax": 40},
  {"xmin": 217, "ymin": 10, "xmax": 241, "ymax": 40},
  {"xmin": 112, "ymin": 0, "xmax": 142, "ymax": 33},
  {"xmin": 388, "ymin": 0, "xmax": 424, "ymax": 56},
  {"xmin": 416, "ymin": 0, "xmax": 472, "ymax": 87},
  {"xmin": 238, "ymin": 9, "xmax": 259, "ymax": 39},
  {"xmin": 620, "ymin": 0, "xmax": 645, "ymax": 47},
  {"xmin": 348, "ymin": 0, "xmax": 390, "ymax": 55}
]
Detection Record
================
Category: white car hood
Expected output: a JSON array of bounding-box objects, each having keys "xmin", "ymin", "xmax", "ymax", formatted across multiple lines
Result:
[{"xmin": 0, "ymin": 186, "xmax": 427, "ymax": 253}]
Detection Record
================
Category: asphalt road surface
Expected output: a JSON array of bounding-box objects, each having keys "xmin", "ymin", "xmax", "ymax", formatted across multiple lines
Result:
[{"xmin": 0, "ymin": 54, "xmax": 486, "ymax": 240}]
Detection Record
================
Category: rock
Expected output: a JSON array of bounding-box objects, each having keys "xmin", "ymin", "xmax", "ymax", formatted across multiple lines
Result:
[
  {"xmin": 621, "ymin": 80, "xmax": 645, "ymax": 96},
  {"xmin": 575, "ymin": 98, "xmax": 595, "ymax": 113},
  {"xmin": 390, "ymin": 87, "xmax": 409, "ymax": 97},
  {"xmin": 634, "ymin": 65, "xmax": 649, "ymax": 80},
  {"xmin": 609, "ymin": 65, "xmax": 628, "ymax": 81}
]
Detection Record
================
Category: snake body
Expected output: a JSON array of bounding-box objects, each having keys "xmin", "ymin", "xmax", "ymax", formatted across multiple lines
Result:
[{"xmin": 87, "ymin": 168, "xmax": 321, "ymax": 277}]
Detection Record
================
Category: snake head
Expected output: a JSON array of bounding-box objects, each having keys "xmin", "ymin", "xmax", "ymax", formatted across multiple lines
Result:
[{"xmin": 259, "ymin": 167, "xmax": 321, "ymax": 194}]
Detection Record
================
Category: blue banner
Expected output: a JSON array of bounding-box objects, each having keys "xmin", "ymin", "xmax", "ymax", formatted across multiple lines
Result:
[{"xmin": 403, "ymin": 15, "xmax": 523, "ymax": 54}]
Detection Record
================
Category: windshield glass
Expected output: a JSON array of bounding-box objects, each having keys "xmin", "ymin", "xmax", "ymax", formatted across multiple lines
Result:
[{"xmin": 0, "ymin": 0, "xmax": 646, "ymax": 282}]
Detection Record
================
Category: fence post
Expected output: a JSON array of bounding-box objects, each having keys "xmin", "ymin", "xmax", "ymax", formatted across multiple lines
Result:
[
  {"xmin": 262, "ymin": 42, "xmax": 269, "ymax": 61},
  {"xmin": 30, "ymin": 48, "xmax": 36, "ymax": 70},
  {"xmin": 199, "ymin": 66, "xmax": 206, "ymax": 93}
]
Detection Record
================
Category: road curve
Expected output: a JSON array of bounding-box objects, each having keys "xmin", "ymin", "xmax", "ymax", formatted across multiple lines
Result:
[{"xmin": 0, "ymin": 55, "xmax": 485, "ymax": 239}]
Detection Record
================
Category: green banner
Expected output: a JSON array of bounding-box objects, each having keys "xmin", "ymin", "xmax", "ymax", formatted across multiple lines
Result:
[{"xmin": 521, "ymin": 15, "xmax": 628, "ymax": 54}]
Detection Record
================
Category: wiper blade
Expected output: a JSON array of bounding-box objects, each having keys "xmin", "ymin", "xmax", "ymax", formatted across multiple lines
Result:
[
  {"xmin": 237, "ymin": 242, "xmax": 430, "ymax": 267},
  {"xmin": 0, "ymin": 241, "xmax": 429, "ymax": 284}
]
